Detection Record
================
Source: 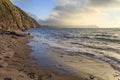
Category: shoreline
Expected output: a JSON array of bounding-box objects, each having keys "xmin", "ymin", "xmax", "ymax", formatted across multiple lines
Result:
[
  {"xmin": 0, "ymin": 32, "xmax": 119, "ymax": 80},
  {"xmin": 0, "ymin": 33, "xmax": 86, "ymax": 80},
  {"xmin": 26, "ymin": 31, "xmax": 119, "ymax": 80},
  {"xmin": 48, "ymin": 47, "xmax": 118, "ymax": 80}
]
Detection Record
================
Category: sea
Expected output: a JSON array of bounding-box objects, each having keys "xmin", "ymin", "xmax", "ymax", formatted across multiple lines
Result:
[{"xmin": 26, "ymin": 28, "xmax": 120, "ymax": 72}]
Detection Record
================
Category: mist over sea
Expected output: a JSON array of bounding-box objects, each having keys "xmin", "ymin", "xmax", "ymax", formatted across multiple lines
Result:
[{"xmin": 26, "ymin": 28, "xmax": 120, "ymax": 73}]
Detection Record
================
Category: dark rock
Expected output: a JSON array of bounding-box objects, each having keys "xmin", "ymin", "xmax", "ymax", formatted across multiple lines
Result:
[
  {"xmin": 11, "ymin": 36, "xmax": 17, "ymax": 39},
  {"xmin": 38, "ymin": 75, "xmax": 43, "ymax": 80},
  {"xmin": 47, "ymin": 75, "xmax": 52, "ymax": 78},
  {"xmin": 2, "ymin": 31, "xmax": 25, "ymax": 37},
  {"xmin": 89, "ymin": 75, "xmax": 94, "ymax": 79},
  {"xmin": 0, "ymin": 65, "xmax": 3, "ymax": 68},
  {"xmin": 4, "ymin": 77, "xmax": 12, "ymax": 80},
  {"xmin": 4, "ymin": 56, "xmax": 10, "ymax": 59},
  {"xmin": 0, "ymin": 57, "xmax": 3, "ymax": 60},
  {"xmin": 45, "ymin": 74, "xmax": 52, "ymax": 79},
  {"xmin": 28, "ymin": 33, "xmax": 30, "ymax": 35},
  {"xmin": 28, "ymin": 73, "xmax": 35, "ymax": 79}
]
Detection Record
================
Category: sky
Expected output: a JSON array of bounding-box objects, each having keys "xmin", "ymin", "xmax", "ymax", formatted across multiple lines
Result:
[{"xmin": 11, "ymin": 0, "xmax": 120, "ymax": 28}]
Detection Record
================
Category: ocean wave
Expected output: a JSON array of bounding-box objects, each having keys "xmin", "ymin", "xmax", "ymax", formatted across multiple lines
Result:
[{"xmin": 27, "ymin": 28, "xmax": 120, "ymax": 71}]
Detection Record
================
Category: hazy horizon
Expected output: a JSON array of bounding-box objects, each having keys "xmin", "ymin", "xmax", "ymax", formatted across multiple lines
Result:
[{"xmin": 11, "ymin": 0, "xmax": 120, "ymax": 28}]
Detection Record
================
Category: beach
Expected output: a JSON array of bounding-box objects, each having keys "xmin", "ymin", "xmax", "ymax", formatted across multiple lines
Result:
[
  {"xmin": 49, "ymin": 48, "xmax": 118, "ymax": 80},
  {"xmin": 1, "ymin": 0, "xmax": 119, "ymax": 80},
  {"xmin": 26, "ymin": 28, "xmax": 120, "ymax": 80},
  {"xmin": 0, "ymin": 32, "xmax": 86, "ymax": 80},
  {"xmin": 0, "ymin": 28, "xmax": 120, "ymax": 80}
]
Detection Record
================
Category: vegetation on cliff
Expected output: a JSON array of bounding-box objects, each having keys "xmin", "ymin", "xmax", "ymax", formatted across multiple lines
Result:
[{"xmin": 0, "ymin": 0, "xmax": 40, "ymax": 31}]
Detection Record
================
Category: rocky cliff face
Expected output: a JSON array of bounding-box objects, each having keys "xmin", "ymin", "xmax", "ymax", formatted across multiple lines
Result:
[{"xmin": 0, "ymin": 0, "xmax": 40, "ymax": 31}]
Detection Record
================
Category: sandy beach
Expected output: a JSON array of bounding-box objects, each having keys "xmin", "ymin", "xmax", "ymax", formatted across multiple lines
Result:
[
  {"xmin": 1, "ymin": 0, "xmax": 119, "ymax": 80},
  {"xmin": 25, "ymin": 28, "xmax": 120, "ymax": 80},
  {"xmin": 0, "ymin": 32, "xmax": 86, "ymax": 80},
  {"xmin": 0, "ymin": 30, "xmax": 119, "ymax": 80},
  {"xmin": 48, "ymin": 48, "xmax": 119, "ymax": 80}
]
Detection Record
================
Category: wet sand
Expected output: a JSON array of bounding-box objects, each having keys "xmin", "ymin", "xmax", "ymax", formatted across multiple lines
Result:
[
  {"xmin": 0, "ymin": 31, "xmax": 119, "ymax": 80},
  {"xmin": 28, "ymin": 35, "xmax": 119, "ymax": 80},
  {"xmin": 0, "ymin": 33, "xmax": 86, "ymax": 80},
  {"xmin": 48, "ymin": 48, "xmax": 119, "ymax": 80}
]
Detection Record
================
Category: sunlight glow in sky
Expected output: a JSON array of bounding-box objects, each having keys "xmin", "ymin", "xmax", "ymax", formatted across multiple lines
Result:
[{"xmin": 11, "ymin": 0, "xmax": 120, "ymax": 28}]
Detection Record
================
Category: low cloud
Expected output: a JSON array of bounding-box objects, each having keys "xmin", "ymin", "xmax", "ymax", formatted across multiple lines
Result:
[
  {"xmin": 39, "ymin": 0, "xmax": 120, "ymax": 28},
  {"xmin": 90, "ymin": 0, "xmax": 120, "ymax": 6}
]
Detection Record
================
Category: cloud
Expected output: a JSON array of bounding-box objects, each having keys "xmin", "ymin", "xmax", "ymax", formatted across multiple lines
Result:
[
  {"xmin": 39, "ymin": 0, "xmax": 120, "ymax": 28},
  {"xmin": 89, "ymin": 0, "xmax": 120, "ymax": 6}
]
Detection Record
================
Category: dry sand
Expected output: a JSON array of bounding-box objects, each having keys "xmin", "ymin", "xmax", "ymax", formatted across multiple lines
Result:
[{"xmin": 0, "ymin": 33, "xmax": 86, "ymax": 80}]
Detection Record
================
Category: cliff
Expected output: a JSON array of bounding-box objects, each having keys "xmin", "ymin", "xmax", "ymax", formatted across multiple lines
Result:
[{"xmin": 0, "ymin": 0, "xmax": 40, "ymax": 31}]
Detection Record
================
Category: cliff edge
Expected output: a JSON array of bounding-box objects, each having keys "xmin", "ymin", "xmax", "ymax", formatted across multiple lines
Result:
[{"xmin": 0, "ymin": 0, "xmax": 40, "ymax": 31}]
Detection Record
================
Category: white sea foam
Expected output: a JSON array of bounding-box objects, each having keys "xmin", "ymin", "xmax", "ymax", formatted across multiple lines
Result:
[{"xmin": 27, "ymin": 28, "xmax": 120, "ymax": 71}]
